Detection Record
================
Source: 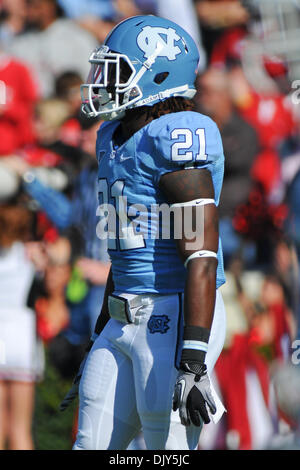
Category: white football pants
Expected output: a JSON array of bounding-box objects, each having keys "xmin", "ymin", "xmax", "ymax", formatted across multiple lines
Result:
[{"xmin": 73, "ymin": 290, "xmax": 226, "ymax": 450}]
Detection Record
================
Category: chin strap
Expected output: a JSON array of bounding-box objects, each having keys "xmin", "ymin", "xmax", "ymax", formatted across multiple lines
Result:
[{"xmin": 135, "ymin": 85, "xmax": 196, "ymax": 107}]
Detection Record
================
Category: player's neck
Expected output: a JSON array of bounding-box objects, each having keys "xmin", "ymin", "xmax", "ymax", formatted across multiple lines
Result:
[{"xmin": 120, "ymin": 108, "xmax": 154, "ymax": 142}]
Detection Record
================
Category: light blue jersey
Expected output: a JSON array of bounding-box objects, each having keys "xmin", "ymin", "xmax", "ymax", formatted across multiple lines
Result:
[{"xmin": 96, "ymin": 111, "xmax": 225, "ymax": 294}]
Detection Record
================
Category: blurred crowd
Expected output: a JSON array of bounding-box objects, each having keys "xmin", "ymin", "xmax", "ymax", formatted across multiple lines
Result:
[{"xmin": 0, "ymin": 0, "xmax": 300, "ymax": 451}]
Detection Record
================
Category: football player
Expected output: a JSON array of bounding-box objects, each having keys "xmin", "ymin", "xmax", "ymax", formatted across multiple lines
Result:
[{"xmin": 62, "ymin": 15, "xmax": 227, "ymax": 450}]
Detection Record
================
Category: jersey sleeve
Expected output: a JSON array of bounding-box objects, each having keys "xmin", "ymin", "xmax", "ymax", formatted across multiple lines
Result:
[{"xmin": 149, "ymin": 112, "xmax": 224, "ymax": 185}]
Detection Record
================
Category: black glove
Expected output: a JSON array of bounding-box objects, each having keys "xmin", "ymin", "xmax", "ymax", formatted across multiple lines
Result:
[
  {"xmin": 173, "ymin": 362, "xmax": 216, "ymax": 426},
  {"xmin": 59, "ymin": 339, "xmax": 94, "ymax": 412}
]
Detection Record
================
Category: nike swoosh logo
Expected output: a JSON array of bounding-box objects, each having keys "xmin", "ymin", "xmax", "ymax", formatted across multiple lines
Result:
[
  {"xmin": 120, "ymin": 154, "xmax": 132, "ymax": 162},
  {"xmin": 178, "ymin": 379, "xmax": 186, "ymax": 403}
]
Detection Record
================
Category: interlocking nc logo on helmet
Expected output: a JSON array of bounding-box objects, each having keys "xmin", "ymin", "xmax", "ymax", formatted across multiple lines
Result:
[{"xmin": 137, "ymin": 26, "xmax": 182, "ymax": 61}]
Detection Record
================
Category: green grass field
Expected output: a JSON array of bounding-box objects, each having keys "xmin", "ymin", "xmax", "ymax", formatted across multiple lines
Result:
[{"xmin": 33, "ymin": 351, "xmax": 77, "ymax": 450}]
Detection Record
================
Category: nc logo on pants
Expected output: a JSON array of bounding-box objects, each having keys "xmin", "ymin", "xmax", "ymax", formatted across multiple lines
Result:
[{"xmin": 147, "ymin": 315, "xmax": 170, "ymax": 334}]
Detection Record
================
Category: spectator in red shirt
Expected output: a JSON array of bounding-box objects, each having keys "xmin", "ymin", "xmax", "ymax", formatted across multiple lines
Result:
[
  {"xmin": 206, "ymin": 12, "xmax": 297, "ymax": 198},
  {"xmin": 228, "ymin": 64, "xmax": 296, "ymax": 198},
  {"xmin": 0, "ymin": 50, "xmax": 39, "ymax": 155}
]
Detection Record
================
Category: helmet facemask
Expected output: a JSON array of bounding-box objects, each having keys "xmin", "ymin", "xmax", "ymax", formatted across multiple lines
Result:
[{"xmin": 81, "ymin": 46, "xmax": 143, "ymax": 121}]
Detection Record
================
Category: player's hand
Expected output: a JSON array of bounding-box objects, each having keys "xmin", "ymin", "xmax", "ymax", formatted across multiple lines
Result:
[
  {"xmin": 59, "ymin": 339, "xmax": 94, "ymax": 411},
  {"xmin": 59, "ymin": 356, "xmax": 86, "ymax": 411},
  {"xmin": 172, "ymin": 363, "xmax": 216, "ymax": 426},
  {"xmin": 75, "ymin": 258, "xmax": 110, "ymax": 285},
  {"xmin": 1, "ymin": 155, "xmax": 30, "ymax": 176}
]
